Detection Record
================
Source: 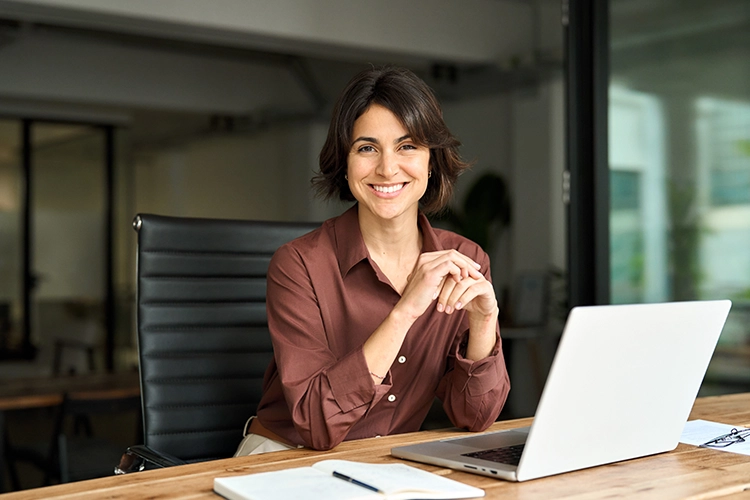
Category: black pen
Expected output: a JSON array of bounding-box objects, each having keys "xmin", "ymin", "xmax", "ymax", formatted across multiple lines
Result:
[{"xmin": 332, "ymin": 470, "xmax": 384, "ymax": 493}]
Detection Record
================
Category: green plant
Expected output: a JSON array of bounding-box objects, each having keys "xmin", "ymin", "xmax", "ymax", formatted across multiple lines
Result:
[{"xmin": 432, "ymin": 171, "xmax": 511, "ymax": 252}]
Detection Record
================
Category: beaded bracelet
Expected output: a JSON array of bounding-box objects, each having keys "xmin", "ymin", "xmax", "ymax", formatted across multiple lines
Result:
[{"xmin": 370, "ymin": 371, "xmax": 385, "ymax": 380}]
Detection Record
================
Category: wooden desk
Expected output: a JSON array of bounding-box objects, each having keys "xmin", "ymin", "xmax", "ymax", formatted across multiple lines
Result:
[
  {"xmin": 3, "ymin": 392, "xmax": 750, "ymax": 500},
  {"xmin": 0, "ymin": 372, "xmax": 140, "ymax": 410},
  {"xmin": 0, "ymin": 372, "xmax": 140, "ymax": 492}
]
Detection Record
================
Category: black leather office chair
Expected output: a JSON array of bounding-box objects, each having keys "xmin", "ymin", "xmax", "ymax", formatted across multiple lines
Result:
[{"xmin": 119, "ymin": 214, "xmax": 318, "ymax": 471}]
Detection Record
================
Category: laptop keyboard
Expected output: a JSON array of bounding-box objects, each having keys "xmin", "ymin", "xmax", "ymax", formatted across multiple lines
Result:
[{"xmin": 461, "ymin": 443, "xmax": 525, "ymax": 466}]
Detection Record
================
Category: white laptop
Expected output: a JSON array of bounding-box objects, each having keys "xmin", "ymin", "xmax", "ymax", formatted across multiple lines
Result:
[{"xmin": 392, "ymin": 300, "xmax": 732, "ymax": 482}]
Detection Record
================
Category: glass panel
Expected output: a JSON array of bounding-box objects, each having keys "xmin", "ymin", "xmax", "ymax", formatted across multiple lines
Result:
[
  {"xmin": 0, "ymin": 120, "xmax": 22, "ymax": 355},
  {"xmin": 112, "ymin": 127, "xmax": 137, "ymax": 371},
  {"xmin": 610, "ymin": 1, "xmax": 750, "ymax": 394},
  {"xmin": 31, "ymin": 123, "xmax": 106, "ymax": 373}
]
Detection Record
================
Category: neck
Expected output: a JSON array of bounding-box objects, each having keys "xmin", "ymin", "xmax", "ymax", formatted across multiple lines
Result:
[{"xmin": 358, "ymin": 207, "xmax": 422, "ymax": 270}]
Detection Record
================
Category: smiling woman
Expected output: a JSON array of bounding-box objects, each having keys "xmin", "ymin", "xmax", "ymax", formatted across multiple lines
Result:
[
  {"xmin": 346, "ymin": 104, "xmax": 431, "ymax": 227},
  {"xmin": 234, "ymin": 66, "xmax": 511, "ymax": 456}
]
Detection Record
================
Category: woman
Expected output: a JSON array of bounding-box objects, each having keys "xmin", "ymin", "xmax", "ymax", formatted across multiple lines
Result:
[{"xmin": 235, "ymin": 66, "xmax": 510, "ymax": 456}]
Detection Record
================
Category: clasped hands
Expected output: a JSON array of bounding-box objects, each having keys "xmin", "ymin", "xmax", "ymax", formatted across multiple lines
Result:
[{"xmin": 399, "ymin": 249, "xmax": 498, "ymax": 322}]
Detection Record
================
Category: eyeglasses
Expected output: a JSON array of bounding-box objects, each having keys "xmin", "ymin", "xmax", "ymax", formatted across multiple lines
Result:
[{"xmin": 700, "ymin": 427, "xmax": 750, "ymax": 449}]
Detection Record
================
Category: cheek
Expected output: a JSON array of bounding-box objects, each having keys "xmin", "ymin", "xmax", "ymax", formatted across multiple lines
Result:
[
  {"xmin": 409, "ymin": 154, "xmax": 431, "ymax": 177},
  {"xmin": 347, "ymin": 157, "xmax": 376, "ymax": 181}
]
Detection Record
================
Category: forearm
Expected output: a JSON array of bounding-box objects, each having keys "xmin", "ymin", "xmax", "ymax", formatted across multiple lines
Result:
[
  {"xmin": 283, "ymin": 347, "xmax": 389, "ymax": 450},
  {"xmin": 362, "ymin": 305, "xmax": 416, "ymax": 383},
  {"xmin": 439, "ymin": 321, "xmax": 510, "ymax": 431},
  {"xmin": 442, "ymin": 370, "xmax": 510, "ymax": 431},
  {"xmin": 465, "ymin": 306, "xmax": 500, "ymax": 361}
]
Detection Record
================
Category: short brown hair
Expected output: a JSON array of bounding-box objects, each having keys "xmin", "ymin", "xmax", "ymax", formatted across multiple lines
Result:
[{"xmin": 312, "ymin": 66, "xmax": 469, "ymax": 215}]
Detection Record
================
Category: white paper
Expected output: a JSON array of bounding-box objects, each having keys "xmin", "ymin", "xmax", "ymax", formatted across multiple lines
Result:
[
  {"xmin": 680, "ymin": 419, "xmax": 750, "ymax": 456},
  {"xmin": 213, "ymin": 460, "xmax": 485, "ymax": 500}
]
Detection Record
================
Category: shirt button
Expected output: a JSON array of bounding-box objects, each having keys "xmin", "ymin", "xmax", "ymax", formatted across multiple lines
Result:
[
  {"xmin": 387, "ymin": 394, "xmax": 396, "ymax": 402},
  {"xmin": 398, "ymin": 355, "xmax": 406, "ymax": 364}
]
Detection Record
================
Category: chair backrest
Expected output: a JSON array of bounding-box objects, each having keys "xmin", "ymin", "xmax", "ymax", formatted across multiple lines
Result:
[{"xmin": 133, "ymin": 214, "xmax": 319, "ymax": 462}]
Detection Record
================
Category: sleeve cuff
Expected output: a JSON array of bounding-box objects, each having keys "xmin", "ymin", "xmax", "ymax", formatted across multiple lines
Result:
[
  {"xmin": 453, "ymin": 332, "xmax": 502, "ymax": 396},
  {"xmin": 326, "ymin": 347, "xmax": 390, "ymax": 412}
]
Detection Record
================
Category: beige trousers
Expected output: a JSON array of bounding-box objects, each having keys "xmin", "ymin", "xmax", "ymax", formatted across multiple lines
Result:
[{"xmin": 233, "ymin": 417, "xmax": 299, "ymax": 456}]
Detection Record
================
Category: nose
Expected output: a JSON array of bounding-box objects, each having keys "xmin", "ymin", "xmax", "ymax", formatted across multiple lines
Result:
[{"xmin": 376, "ymin": 150, "xmax": 399, "ymax": 178}]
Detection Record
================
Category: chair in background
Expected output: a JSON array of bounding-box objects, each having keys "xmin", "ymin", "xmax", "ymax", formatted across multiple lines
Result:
[
  {"xmin": 119, "ymin": 214, "xmax": 318, "ymax": 471},
  {"xmin": 500, "ymin": 270, "xmax": 559, "ymax": 418},
  {"xmin": 48, "ymin": 388, "xmax": 142, "ymax": 484},
  {"xmin": 4, "ymin": 377, "xmax": 141, "ymax": 489},
  {"xmin": 52, "ymin": 322, "xmax": 100, "ymax": 439}
]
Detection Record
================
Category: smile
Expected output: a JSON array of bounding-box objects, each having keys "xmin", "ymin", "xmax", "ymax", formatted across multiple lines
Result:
[{"xmin": 371, "ymin": 183, "xmax": 405, "ymax": 194}]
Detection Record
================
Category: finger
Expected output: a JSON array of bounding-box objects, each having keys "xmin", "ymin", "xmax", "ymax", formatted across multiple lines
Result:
[
  {"xmin": 444, "ymin": 277, "xmax": 474, "ymax": 314},
  {"xmin": 452, "ymin": 283, "xmax": 478, "ymax": 312},
  {"xmin": 414, "ymin": 251, "xmax": 482, "ymax": 290},
  {"xmin": 436, "ymin": 277, "xmax": 457, "ymax": 313},
  {"xmin": 454, "ymin": 281, "xmax": 497, "ymax": 315},
  {"xmin": 433, "ymin": 276, "xmax": 446, "ymax": 300},
  {"xmin": 426, "ymin": 259, "xmax": 464, "ymax": 285},
  {"xmin": 420, "ymin": 250, "xmax": 481, "ymax": 276},
  {"xmin": 443, "ymin": 250, "xmax": 483, "ymax": 280}
]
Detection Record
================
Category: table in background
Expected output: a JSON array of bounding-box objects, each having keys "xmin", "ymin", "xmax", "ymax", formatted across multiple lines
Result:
[
  {"xmin": 4, "ymin": 392, "xmax": 750, "ymax": 499},
  {"xmin": 0, "ymin": 371, "xmax": 140, "ymax": 492}
]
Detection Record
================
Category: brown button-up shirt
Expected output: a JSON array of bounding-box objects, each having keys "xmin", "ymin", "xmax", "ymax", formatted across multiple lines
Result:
[{"xmin": 256, "ymin": 205, "xmax": 510, "ymax": 450}]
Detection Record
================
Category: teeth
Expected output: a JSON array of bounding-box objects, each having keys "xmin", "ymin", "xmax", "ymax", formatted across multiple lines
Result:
[{"xmin": 373, "ymin": 184, "xmax": 404, "ymax": 194}]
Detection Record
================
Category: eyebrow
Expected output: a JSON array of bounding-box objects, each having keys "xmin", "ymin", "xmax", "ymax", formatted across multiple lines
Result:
[{"xmin": 352, "ymin": 134, "xmax": 412, "ymax": 145}]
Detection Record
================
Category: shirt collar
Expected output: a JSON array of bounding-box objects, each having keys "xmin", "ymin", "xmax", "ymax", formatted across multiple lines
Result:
[{"xmin": 333, "ymin": 204, "xmax": 444, "ymax": 278}]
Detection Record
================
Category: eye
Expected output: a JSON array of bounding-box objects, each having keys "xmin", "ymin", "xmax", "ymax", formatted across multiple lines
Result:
[
  {"xmin": 357, "ymin": 145, "xmax": 376, "ymax": 153},
  {"xmin": 399, "ymin": 141, "xmax": 425, "ymax": 152}
]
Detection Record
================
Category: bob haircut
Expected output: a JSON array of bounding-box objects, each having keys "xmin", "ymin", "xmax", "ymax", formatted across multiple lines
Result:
[{"xmin": 312, "ymin": 66, "xmax": 470, "ymax": 215}]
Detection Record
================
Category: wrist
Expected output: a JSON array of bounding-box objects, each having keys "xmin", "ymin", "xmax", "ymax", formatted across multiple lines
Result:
[
  {"xmin": 468, "ymin": 305, "xmax": 499, "ymax": 325},
  {"xmin": 390, "ymin": 301, "xmax": 421, "ymax": 326}
]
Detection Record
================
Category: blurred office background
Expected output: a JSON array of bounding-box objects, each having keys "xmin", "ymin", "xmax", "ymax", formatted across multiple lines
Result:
[
  {"xmin": 0, "ymin": 0, "xmax": 749, "ymax": 489},
  {"xmin": 0, "ymin": 0, "xmax": 566, "ymax": 408},
  {"xmin": 608, "ymin": 0, "xmax": 750, "ymax": 394}
]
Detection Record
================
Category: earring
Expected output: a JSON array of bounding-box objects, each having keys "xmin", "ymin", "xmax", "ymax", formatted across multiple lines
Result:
[
  {"xmin": 345, "ymin": 174, "xmax": 349, "ymax": 180},
  {"xmin": 428, "ymin": 171, "xmax": 432, "ymax": 178}
]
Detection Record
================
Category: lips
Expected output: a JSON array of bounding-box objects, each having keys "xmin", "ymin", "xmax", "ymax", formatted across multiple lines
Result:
[{"xmin": 371, "ymin": 183, "xmax": 405, "ymax": 194}]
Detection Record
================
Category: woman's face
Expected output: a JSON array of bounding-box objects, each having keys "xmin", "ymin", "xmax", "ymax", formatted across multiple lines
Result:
[{"xmin": 346, "ymin": 104, "xmax": 430, "ymax": 224}]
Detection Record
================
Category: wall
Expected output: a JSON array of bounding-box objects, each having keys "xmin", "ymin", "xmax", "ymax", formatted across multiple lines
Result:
[
  {"xmin": 506, "ymin": 77, "xmax": 565, "ymax": 417},
  {"xmin": 442, "ymin": 92, "xmax": 514, "ymax": 291},
  {"xmin": 506, "ymin": 77, "xmax": 566, "ymax": 299},
  {"xmin": 0, "ymin": 0, "xmax": 534, "ymax": 65},
  {"xmin": 131, "ymin": 121, "xmax": 350, "ymax": 222},
  {"xmin": 125, "ymin": 77, "xmax": 567, "ymax": 302}
]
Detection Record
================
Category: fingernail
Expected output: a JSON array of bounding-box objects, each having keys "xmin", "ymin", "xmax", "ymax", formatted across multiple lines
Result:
[
  {"xmin": 474, "ymin": 262, "xmax": 481, "ymax": 269},
  {"xmin": 437, "ymin": 303, "xmax": 444, "ymax": 312},
  {"xmin": 445, "ymin": 305, "xmax": 453, "ymax": 314},
  {"xmin": 433, "ymin": 290, "xmax": 440, "ymax": 299},
  {"xmin": 455, "ymin": 302, "xmax": 462, "ymax": 310}
]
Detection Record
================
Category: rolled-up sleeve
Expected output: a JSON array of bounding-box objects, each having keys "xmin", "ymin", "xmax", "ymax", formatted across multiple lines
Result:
[
  {"xmin": 267, "ymin": 244, "xmax": 390, "ymax": 450},
  {"xmin": 436, "ymin": 251, "xmax": 511, "ymax": 431}
]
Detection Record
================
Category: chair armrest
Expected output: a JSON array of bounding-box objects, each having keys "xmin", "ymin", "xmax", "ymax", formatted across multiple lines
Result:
[{"xmin": 115, "ymin": 445, "xmax": 187, "ymax": 474}]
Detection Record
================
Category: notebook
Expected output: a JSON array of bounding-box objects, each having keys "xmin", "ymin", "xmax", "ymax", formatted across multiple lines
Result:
[
  {"xmin": 392, "ymin": 300, "xmax": 732, "ymax": 482},
  {"xmin": 213, "ymin": 459, "xmax": 485, "ymax": 500}
]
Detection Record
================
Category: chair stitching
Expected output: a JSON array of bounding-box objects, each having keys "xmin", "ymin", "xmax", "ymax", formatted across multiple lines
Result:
[
  {"xmin": 142, "ymin": 300, "xmax": 263, "ymax": 305},
  {"xmin": 145, "ymin": 376, "xmax": 262, "ymax": 382},
  {"xmin": 141, "ymin": 276, "xmax": 265, "ymax": 280},
  {"xmin": 148, "ymin": 403, "xmax": 256, "ymax": 410},
  {"xmin": 141, "ymin": 351, "xmax": 269, "ymax": 358},
  {"xmin": 142, "ymin": 250, "xmax": 269, "ymax": 257},
  {"xmin": 148, "ymin": 429, "xmax": 240, "ymax": 436},
  {"xmin": 145, "ymin": 326, "xmax": 261, "ymax": 331}
]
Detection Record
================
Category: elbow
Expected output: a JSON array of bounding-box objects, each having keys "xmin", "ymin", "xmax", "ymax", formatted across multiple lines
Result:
[
  {"xmin": 306, "ymin": 434, "xmax": 345, "ymax": 451},
  {"xmin": 308, "ymin": 442, "xmax": 337, "ymax": 451},
  {"xmin": 296, "ymin": 424, "xmax": 347, "ymax": 451}
]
